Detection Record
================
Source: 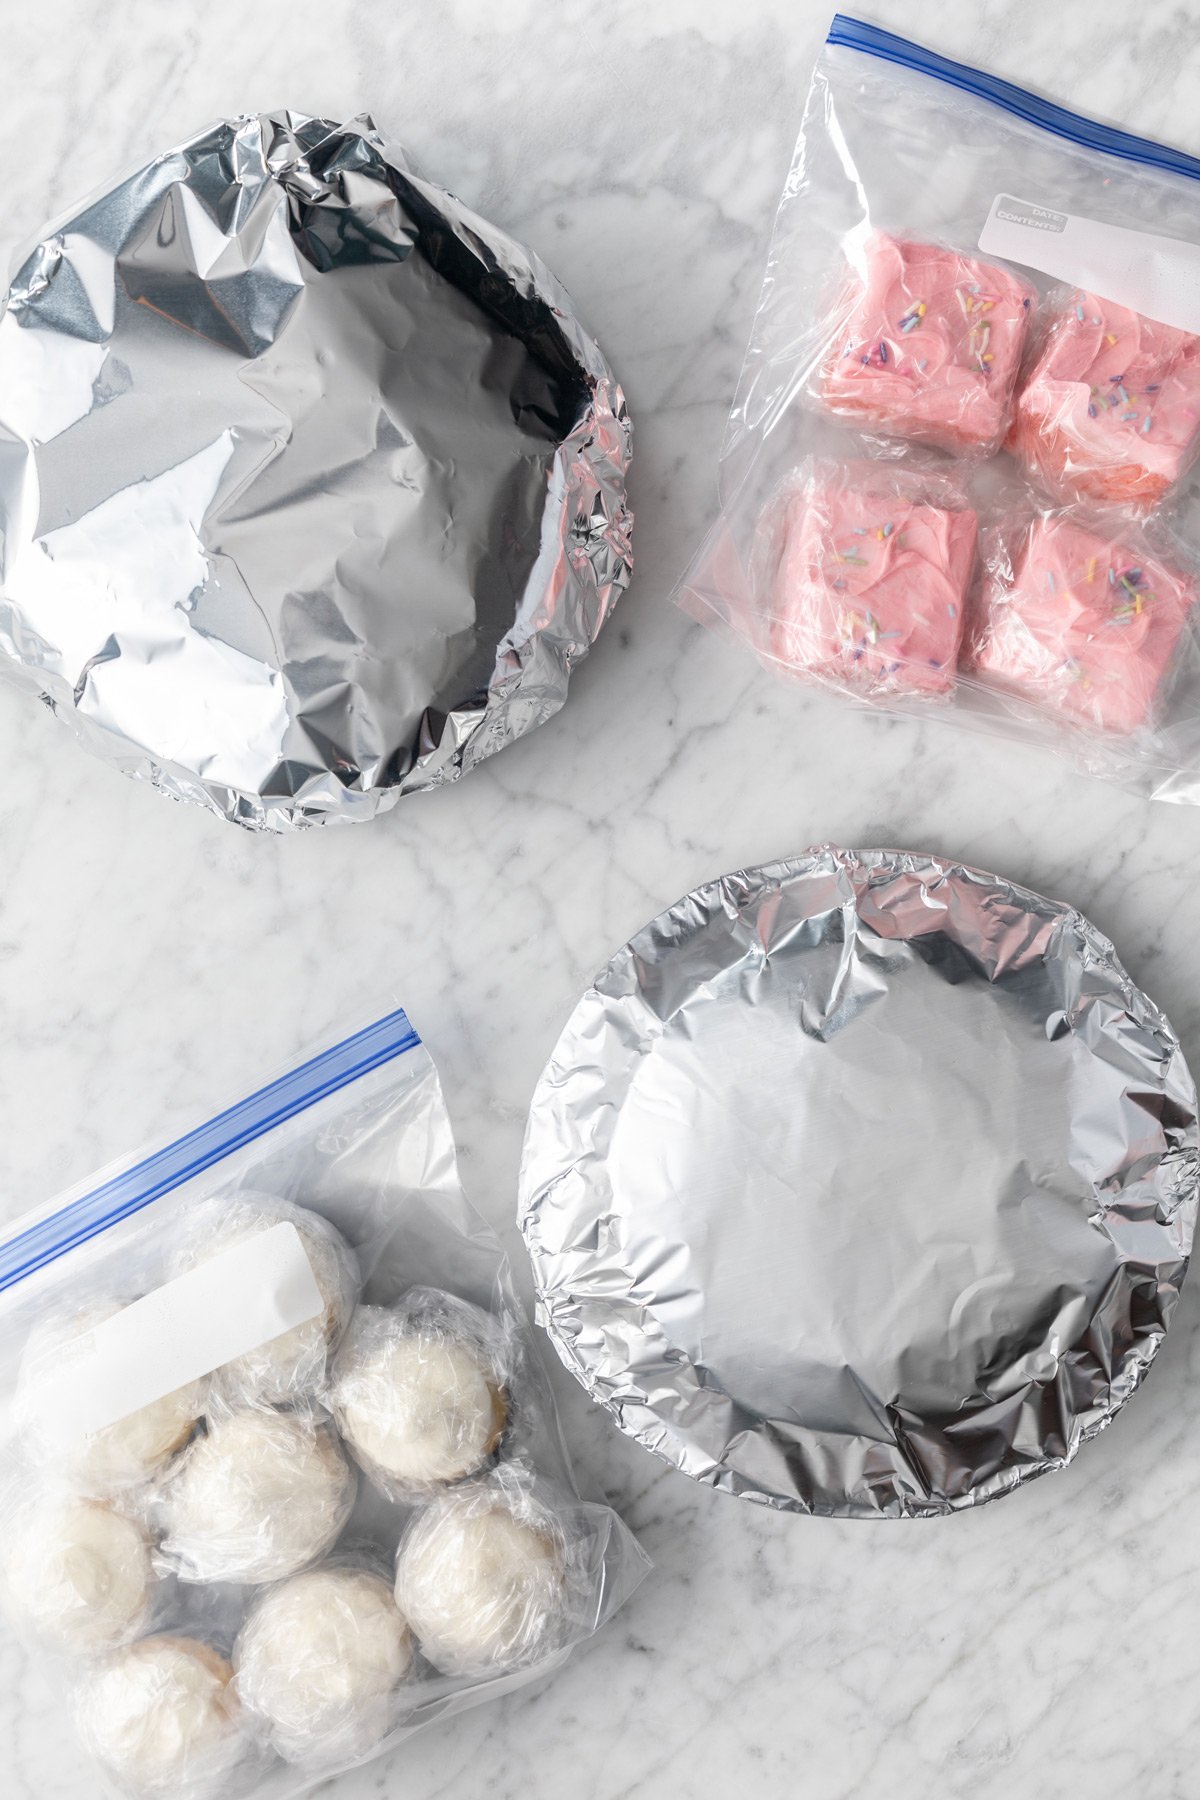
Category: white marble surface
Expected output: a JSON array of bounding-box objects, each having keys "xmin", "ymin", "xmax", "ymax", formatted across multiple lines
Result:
[{"xmin": 4, "ymin": 1, "xmax": 1200, "ymax": 1795}]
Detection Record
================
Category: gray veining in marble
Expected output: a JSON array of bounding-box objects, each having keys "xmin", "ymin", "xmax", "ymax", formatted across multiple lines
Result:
[{"xmin": 3, "ymin": 2, "xmax": 1200, "ymax": 1796}]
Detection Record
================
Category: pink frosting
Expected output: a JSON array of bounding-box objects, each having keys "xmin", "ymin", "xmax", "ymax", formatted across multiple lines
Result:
[
  {"xmin": 1009, "ymin": 291, "xmax": 1200, "ymax": 510},
  {"xmin": 819, "ymin": 234, "xmax": 1034, "ymax": 452},
  {"xmin": 772, "ymin": 464, "xmax": 978, "ymax": 697},
  {"xmin": 972, "ymin": 514, "xmax": 1194, "ymax": 734}
]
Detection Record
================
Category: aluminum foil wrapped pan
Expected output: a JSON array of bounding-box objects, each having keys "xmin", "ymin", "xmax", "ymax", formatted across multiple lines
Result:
[
  {"xmin": 0, "ymin": 111, "xmax": 632, "ymax": 829},
  {"xmin": 519, "ymin": 848, "xmax": 1199, "ymax": 1519}
]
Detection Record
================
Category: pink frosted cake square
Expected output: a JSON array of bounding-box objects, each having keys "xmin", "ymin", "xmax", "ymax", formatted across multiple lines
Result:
[
  {"xmin": 972, "ymin": 514, "xmax": 1194, "ymax": 735},
  {"xmin": 771, "ymin": 463, "xmax": 978, "ymax": 698},
  {"xmin": 819, "ymin": 233, "xmax": 1034, "ymax": 453},
  {"xmin": 1008, "ymin": 290, "xmax": 1200, "ymax": 511}
]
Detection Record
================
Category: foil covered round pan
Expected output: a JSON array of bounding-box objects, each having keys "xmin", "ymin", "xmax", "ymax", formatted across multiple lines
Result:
[
  {"xmin": 519, "ymin": 847, "xmax": 1199, "ymax": 1519},
  {"xmin": 0, "ymin": 111, "xmax": 632, "ymax": 830}
]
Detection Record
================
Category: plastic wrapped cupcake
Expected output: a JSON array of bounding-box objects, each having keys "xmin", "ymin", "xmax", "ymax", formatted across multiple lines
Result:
[
  {"xmin": 394, "ymin": 1474, "xmax": 572, "ymax": 1678},
  {"xmin": 16, "ymin": 1302, "xmax": 205, "ymax": 1496},
  {"xmin": 158, "ymin": 1412, "xmax": 356, "ymax": 1585},
  {"xmin": 1, "ymin": 1493, "xmax": 157, "ymax": 1655},
  {"xmin": 76, "ymin": 1635, "xmax": 253, "ymax": 1799},
  {"xmin": 169, "ymin": 1193, "xmax": 360, "ymax": 1410},
  {"xmin": 330, "ymin": 1288, "xmax": 511, "ymax": 1503},
  {"xmin": 234, "ymin": 1562, "xmax": 413, "ymax": 1765}
]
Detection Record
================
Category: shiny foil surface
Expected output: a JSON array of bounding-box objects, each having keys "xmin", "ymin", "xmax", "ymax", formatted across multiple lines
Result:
[
  {"xmin": 0, "ymin": 112, "xmax": 632, "ymax": 829},
  {"xmin": 519, "ymin": 848, "xmax": 1199, "ymax": 1518}
]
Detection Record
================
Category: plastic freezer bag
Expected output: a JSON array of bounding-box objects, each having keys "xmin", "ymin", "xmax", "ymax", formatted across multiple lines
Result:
[
  {"xmin": 678, "ymin": 14, "xmax": 1200, "ymax": 803},
  {"xmin": 0, "ymin": 1010, "xmax": 647, "ymax": 1799}
]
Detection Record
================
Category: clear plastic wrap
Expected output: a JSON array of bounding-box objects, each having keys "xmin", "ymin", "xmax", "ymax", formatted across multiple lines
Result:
[
  {"xmin": 169, "ymin": 1195, "xmax": 360, "ymax": 1413},
  {"xmin": 678, "ymin": 15, "xmax": 1200, "ymax": 804},
  {"xmin": 394, "ymin": 1468, "xmax": 586, "ymax": 1679},
  {"xmin": 0, "ymin": 1010, "xmax": 648, "ymax": 1799},
  {"xmin": 1008, "ymin": 288, "xmax": 1200, "ymax": 512},
  {"xmin": 17, "ymin": 1302, "xmax": 207, "ymax": 1495},
  {"xmin": 754, "ymin": 457, "xmax": 977, "ymax": 699},
  {"xmin": 816, "ymin": 232, "xmax": 1035, "ymax": 456},
  {"xmin": 971, "ymin": 507, "xmax": 1196, "ymax": 736},
  {"xmin": 158, "ymin": 1413, "xmax": 357, "ymax": 1586},
  {"xmin": 234, "ymin": 1560, "xmax": 414, "ymax": 1768},
  {"xmin": 76, "ymin": 1635, "xmax": 259, "ymax": 1800},
  {"xmin": 1, "ymin": 1494, "xmax": 157, "ymax": 1654},
  {"xmin": 330, "ymin": 1288, "xmax": 512, "ymax": 1503}
]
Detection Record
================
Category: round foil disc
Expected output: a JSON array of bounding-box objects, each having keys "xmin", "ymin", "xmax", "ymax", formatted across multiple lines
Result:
[
  {"xmin": 0, "ymin": 112, "xmax": 632, "ymax": 830},
  {"xmin": 519, "ymin": 848, "xmax": 1199, "ymax": 1518}
]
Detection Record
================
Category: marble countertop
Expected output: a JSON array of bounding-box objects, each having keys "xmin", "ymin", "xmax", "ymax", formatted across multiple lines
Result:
[{"xmin": 5, "ymin": 1, "xmax": 1200, "ymax": 1795}]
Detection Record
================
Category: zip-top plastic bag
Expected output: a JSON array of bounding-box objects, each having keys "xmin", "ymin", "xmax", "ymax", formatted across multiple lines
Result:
[
  {"xmin": 678, "ymin": 14, "xmax": 1200, "ymax": 804},
  {"xmin": 0, "ymin": 1009, "xmax": 647, "ymax": 1799}
]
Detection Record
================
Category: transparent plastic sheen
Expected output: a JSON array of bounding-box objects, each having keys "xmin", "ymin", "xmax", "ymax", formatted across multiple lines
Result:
[
  {"xmin": 678, "ymin": 16, "xmax": 1200, "ymax": 803},
  {"xmin": 0, "ymin": 1011, "xmax": 647, "ymax": 1800}
]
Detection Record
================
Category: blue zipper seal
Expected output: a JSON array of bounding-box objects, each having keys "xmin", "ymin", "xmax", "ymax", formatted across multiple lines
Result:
[
  {"xmin": 827, "ymin": 15, "xmax": 1200, "ymax": 183},
  {"xmin": 0, "ymin": 1007, "xmax": 421, "ymax": 1293}
]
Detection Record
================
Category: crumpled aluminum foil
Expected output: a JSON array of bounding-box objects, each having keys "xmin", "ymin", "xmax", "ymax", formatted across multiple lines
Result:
[
  {"xmin": 519, "ymin": 847, "xmax": 1199, "ymax": 1518},
  {"xmin": 0, "ymin": 111, "xmax": 632, "ymax": 829}
]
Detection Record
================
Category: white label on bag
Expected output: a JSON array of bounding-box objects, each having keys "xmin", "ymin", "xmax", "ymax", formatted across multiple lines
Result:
[
  {"xmin": 979, "ymin": 194, "xmax": 1200, "ymax": 335},
  {"xmin": 30, "ymin": 1222, "xmax": 323, "ymax": 1441}
]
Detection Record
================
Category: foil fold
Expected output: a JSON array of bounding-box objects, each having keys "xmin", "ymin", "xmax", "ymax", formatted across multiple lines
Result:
[
  {"xmin": 519, "ymin": 847, "xmax": 1199, "ymax": 1518},
  {"xmin": 0, "ymin": 111, "xmax": 632, "ymax": 829}
]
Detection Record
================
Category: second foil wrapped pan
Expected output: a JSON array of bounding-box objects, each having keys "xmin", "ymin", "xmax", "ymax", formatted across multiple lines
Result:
[
  {"xmin": 0, "ymin": 112, "xmax": 632, "ymax": 829},
  {"xmin": 519, "ymin": 848, "xmax": 1199, "ymax": 1518}
]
